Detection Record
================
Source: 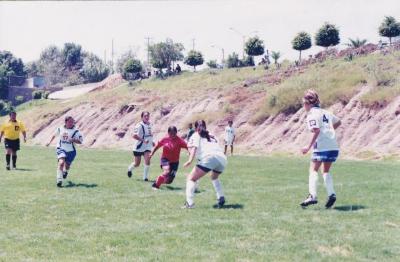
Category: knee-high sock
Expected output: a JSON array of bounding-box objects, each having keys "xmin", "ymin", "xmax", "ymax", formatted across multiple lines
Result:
[
  {"xmin": 211, "ymin": 179, "xmax": 224, "ymax": 199},
  {"xmin": 57, "ymin": 169, "xmax": 63, "ymax": 183},
  {"xmin": 143, "ymin": 165, "xmax": 150, "ymax": 180},
  {"xmin": 6, "ymin": 154, "xmax": 10, "ymax": 166},
  {"xmin": 309, "ymin": 171, "xmax": 318, "ymax": 198},
  {"xmin": 156, "ymin": 175, "xmax": 165, "ymax": 187},
  {"xmin": 186, "ymin": 180, "xmax": 196, "ymax": 205},
  {"xmin": 128, "ymin": 162, "xmax": 135, "ymax": 172},
  {"xmin": 12, "ymin": 155, "xmax": 17, "ymax": 167},
  {"xmin": 323, "ymin": 173, "xmax": 335, "ymax": 196},
  {"xmin": 195, "ymin": 180, "xmax": 200, "ymax": 191}
]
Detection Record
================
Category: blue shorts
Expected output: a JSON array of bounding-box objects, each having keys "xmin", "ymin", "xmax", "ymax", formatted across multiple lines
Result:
[
  {"xmin": 312, "ymin": 150, "xmax": 339, "ymax": 162},
  {"xmin": 56, "ymin": 148, "xmax": 76, "ymax": 164}
]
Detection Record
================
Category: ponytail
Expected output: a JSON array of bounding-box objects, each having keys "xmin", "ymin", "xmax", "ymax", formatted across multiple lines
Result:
[{"xmin": 195, "ymin": 120, "xmax": 211, "ymax": 141}]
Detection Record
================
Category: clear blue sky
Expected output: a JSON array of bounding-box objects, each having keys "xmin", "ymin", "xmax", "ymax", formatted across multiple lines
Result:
[{"xmin": 1, "ymin": 0, "xmax": 399, "ymax": 65}]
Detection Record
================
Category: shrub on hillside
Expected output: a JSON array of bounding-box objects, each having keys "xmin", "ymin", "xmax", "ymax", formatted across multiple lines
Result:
[
  {"xmin": 226, "ymin": 52, "xmax": 241, "ymax": 68},
  {"xmin": 32, "ymin": 90, "xmax": 43, "ymax": 99},
  {"xmin": 207, "ymin": 60, "xmax": 218, "ymax": 69}
]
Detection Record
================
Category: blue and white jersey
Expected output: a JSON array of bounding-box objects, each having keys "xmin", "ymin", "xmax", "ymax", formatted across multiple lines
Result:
[
  {"xmin": 306, "ymin": 107, "xmax": 340, "ymax": 152},
  {"xmin": 132, "ymin": 121, "xmax": 153, "ymax": 152},
  {"xmin": 55, "ymin": 126, "xmax": 83, "ymax": 152}
]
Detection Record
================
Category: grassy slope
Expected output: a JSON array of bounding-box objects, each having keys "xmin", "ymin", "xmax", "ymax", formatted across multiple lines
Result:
[{"xmin": 0, "ymin": 146, "xmax": 399, "ymax": 261}]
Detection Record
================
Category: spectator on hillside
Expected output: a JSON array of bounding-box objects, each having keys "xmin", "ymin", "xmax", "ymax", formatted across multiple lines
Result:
[{"xmin": 175, "ymin": 64, "xmax": 181, "ymax": 74}]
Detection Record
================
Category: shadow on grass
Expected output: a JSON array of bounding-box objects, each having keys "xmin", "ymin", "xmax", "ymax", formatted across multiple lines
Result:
[
  {"xmin": 213, "ymin": 204, "xmax": 244, "ymax": 209},
  {"xmin": 334, "ymin": 205, "xmax": 366, "ymax": 212},
  {"xmin": 15, "ymin": 168, "xmax": 37, "ymax": 172},
  {"xmin": 164, "ymin": 185, "xmax": 183, "ymax": 191},
  {"xmin": 64, "ymin": 181, "xmax": 98, "ymax": 188}
]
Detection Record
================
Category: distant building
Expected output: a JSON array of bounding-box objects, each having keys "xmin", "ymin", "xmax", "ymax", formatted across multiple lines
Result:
[{"xmin": 7, "ymin": 76, "xmax": 49, "ymax": 105}]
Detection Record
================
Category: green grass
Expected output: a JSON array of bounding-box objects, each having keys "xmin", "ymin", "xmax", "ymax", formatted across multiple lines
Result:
[{"xmin": 1, "ymin": 146, "xmax": 399, "ymax": 261}]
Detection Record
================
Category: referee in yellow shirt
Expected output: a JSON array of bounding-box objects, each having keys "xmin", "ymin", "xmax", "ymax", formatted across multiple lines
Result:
[{"xmin": 0, "ymin": 111, "xmax": 27, "ymax": 170}]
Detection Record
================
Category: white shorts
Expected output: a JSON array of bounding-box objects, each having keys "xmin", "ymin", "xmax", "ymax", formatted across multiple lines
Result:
[
  {"xmin": 197, "ymin": 155, "xmax": 227, "ymax": 173},
  {"xmin": 225, "ymin": 139, "xmax": 234, "ymax": 146}
]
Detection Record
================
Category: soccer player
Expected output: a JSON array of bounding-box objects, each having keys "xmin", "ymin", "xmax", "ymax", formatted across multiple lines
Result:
[
  {"xmin": 127, "ymin": 111, "xmax": 154, "ymax": 181},
  {"xmin": 186, "ymin": 123, "xmax": 195, "ymax": 142},
  {"xmin": 300, "ymin": 89, "xmax": 341, "ymax": 209},
  {"xmin": 149, "ymin": 126, "xmax": 188, "ymax": 190},
  {"xmin": 182, "ymin": 120, "xmax": 227, "ymax": 209},
  {"xmin": 46, "ymin": 116, "xmax": 83, "ymax": 188},
  {"xmin": 0, "ymin": 111, "xmax": 27, "ymax": 170},
  {"xmin": 224, "ymin": 120, "xmax": 236, "ymax": 155}
]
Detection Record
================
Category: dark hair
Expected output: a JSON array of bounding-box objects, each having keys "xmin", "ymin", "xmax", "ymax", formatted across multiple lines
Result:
[
  {"xmin": 168, "ymin": 126, "xmax": 177, "ymax": 134},
  {"xmin": 194, "ymin": 120, "xmax": 211, "ymax": 141},
  {"xmin": 141, "ymin": 111, "xmax": 150, "ymax": 118},
  {"xmin": 228, "ymin": 120, "xmax": 233, "ymax": 124},
  {"xmin": 9, "ymin": 111, "xmax": 16, "ymax": 116},
  {"xmin": 65, "ymin": 116, "xmax": 73, "ymax": 122}
]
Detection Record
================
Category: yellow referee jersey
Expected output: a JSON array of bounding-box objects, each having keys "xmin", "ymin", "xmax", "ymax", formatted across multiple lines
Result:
[{"xmin": 0, "ymin": 120, "xmax": 26, "ymax": 140}]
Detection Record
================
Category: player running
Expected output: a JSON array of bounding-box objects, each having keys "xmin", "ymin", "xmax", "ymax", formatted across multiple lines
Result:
[
  {"xmin": 127, "ymin": 111, "xmax": 154, "ymax": 181},
  {"xmin": 0, "ymin": 111, "xmax": 27, "ymax": 170},
  {"xmin": 149, "ymin": 126, "xmax": 188, "ymax": 190},
  {"xmin": 182, "ymin": 120, "xmax": 227, "ymax": 209},
  {"xmin": 224, "ymin": 120, "xmax": 236, "ymax": 155},
  {"xmin": 300, "ymin": 89, "xmax": 341, "ymax": 209},
  {"xmin": 46, "ymin": 116, "xmax": 83, "ymax": 188}
]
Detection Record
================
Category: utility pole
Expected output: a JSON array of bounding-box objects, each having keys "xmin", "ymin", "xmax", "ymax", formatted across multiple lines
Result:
[
  {"xmin": 229, "ymin": 27, "xmax": 258, "ymax": 59},
  {"xmin": 145, "ymin": 36, "xmax": 152, "ymax": 71},
  {"xmin": 191, "ymin": 38, "xmax": 196, "ymax": 50},
  {"xmin": 211, "ymin": 44, "xmax": 225, "ymax": 67},
  {"xmin": 104, "ymin": 49, "xmax": 107, "ymax": 65},
  {"xmin": 111, "ymin": 38, "xmax": 114, "ymax": 74}
]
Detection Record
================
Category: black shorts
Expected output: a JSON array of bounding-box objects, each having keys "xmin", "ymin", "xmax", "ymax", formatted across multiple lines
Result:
[
  {"xmin": 4, "ymin": 138, "xmax": 20, "ymax": 151},
  {"xmin": 133, "ymin": 150, "xmax": 151, "ymax": 157}
]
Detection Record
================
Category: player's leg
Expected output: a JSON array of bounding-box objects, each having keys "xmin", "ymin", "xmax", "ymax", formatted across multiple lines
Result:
[
  {"xmin": 224, "ymin": 144, "xmax": 228, "ymax": 155},
  {"xmin": 300, "ymin": 160, "xmax": 321, "ymax": 207},
  {"xmin": 57, "ymin": 158, "xmax": 66, "ymax": 187},
  {"xmin": 153, "ymin": 164, "xmax": 170, "ymax": 189},
  {"xmin": 127, "ymin": 152, "xmax": 141, "ymax": 178},
  {"xmin": 230, "ymin": 144, "xmax": 234, "ymax": 156},
  {"xmin": 64, "ymin": 163, "xmax": 71, "ymax": 179},
  {"xmin": 322, "ymin": 161, "xmax": 336, "ymax": 208},
  {"xmin": 5, "ymin": 146, "xmax": 12, "ymax": 170},
  {"xmin": 183, "ymin": 166, "xmax": 208, "ymax": 208},
  {"xmin": 210, "ymin": 170, "xmax": 225, "ymax": 208},
  {"xmin": 11, "ymin": 139, "xmax": 20, "ymax": 169},
  {"xmin": 143, "ymin": 151, "xmax": 151, "ymax": 181}
]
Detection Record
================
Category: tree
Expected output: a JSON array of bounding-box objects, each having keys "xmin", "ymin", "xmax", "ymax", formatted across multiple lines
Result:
[
  {"xmin": 62, "ymin": 42, "xmax": 83, "ymax": 69},
  {"xmin": 241, "ymin": 56, "xmax": 254, "ymax": 67},
  {"xmin": 226, "ymin": 52, "xmax": 241, "ymax": 68},
  {"xmin": 378, "ymin": 16, "xmax": 400, "ymax": 45},
  {"xmin": 345, "ymin": 38, "xmax": 367, "ymax": 48},
  {"xmin": 206, "ymin": 60, "xmax": 218, "ymax": 69},
  {"xmin": 184, "ymin": 50, "xmax": 204, "ymax": 71},
  {"xmin": 0, "ymin": 51, "xmax": 26, "ymax": 99},
  {"xmin": 123, "ymin": 58, "xmax": 143, "ymax": 79},
  {"xmin": 149, "ymin": 39, "xmax": 184, "ymax": 71},
  {"xmin": 292, "ymin": 32, "xmax": 312, "ymax": 61},
  {"xmin": 80, "ymin": 53, "xmax": 109, "ymax": 83},
  {"xmin": 315, "ymin": 23, "xmax": 340, "ymax": 48},
  {"xmin": 244, "ymin": 36, "xmax": 265, "ymax": 64},
  {"xmin": 38, "ymin": 45, "xmax": 64, "ymax": 85},
  {"xmin": 116, "ymin": 49, "xmax": 137, "ymax": 73},
  {"xmin": 271, "ymin": 51, "xmax": 281, "ymax": 65}
]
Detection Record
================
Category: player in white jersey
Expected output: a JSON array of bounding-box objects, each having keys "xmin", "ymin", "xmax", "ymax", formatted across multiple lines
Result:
[
  {"xmin": 300, "ymin": 90, "xmax": 341, "ymax": 209},
  {"xmin": 224, "ymin": 120, "xmax": 236, "ymax": 155},
  {"xmin": 127, "ymin": 111, "xmax": 154, "ymax": 181},
  {"xmin": 183, "ymin": 120, "xmax": 227, "ymax": 209},
  {"xmin": 46, "ymin": 116, "xmax": 83, "ymax": 188}
]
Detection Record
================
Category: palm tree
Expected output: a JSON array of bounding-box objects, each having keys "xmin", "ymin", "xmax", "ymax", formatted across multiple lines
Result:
[
  {"xmin": 271, "ymin": 51, "xmax": 281, "ymax": 65},
  {"xmin": 345, "ymin": 38, "xmax": 367, "ymax": 48}
]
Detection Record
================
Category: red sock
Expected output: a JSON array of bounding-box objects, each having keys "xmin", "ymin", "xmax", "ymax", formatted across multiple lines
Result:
[{"xmin": 156, "ymin": 175, "xmax": 165, "ymax": 188}]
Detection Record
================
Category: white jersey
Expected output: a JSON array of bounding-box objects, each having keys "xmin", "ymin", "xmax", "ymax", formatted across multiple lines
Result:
[
  {"xmin": 188, "ymin": 132, "xmax": 226, "ymax": 162},
  {"xmin": 55, "ymin": 126, "xmax": 83, "ymax": 152},
  {"xmin": 224, "ymin": 126, "xmax": 235, "ymax": 142},
  {"xmin": 132, "ymin": 121, "xmax": 153, "ymax": 152},
  {"xmin": 306, "ymin": 107, "xmax": 340, "ymax": 152}
]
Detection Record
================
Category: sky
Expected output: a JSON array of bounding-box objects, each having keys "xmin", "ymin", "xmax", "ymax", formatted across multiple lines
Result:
[{"xmin": 0, "ymin": 0, "xmax": 399, "ymax": 66}]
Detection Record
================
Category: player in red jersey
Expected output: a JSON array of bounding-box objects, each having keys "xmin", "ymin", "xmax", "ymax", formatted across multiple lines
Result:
[{"xmin": 149, "ymin": 126, "xmax": 188, "ymax": 190}]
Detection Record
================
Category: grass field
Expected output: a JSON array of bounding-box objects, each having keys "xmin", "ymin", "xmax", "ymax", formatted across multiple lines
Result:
[{"xmin": 0, "ymin": 146, "xmax": 399, "ymax": 261}]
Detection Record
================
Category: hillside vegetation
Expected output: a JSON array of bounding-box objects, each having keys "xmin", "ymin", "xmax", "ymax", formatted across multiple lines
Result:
[{"xmin": 8, "ymin": 49, "xmax": 400, "ymax": 158}]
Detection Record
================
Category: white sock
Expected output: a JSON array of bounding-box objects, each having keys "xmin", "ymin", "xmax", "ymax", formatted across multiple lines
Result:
[
  {"xmin": 128, "ymin": 162, "xmax": 135, "ymax": 172},
  {"xmin": 211, "ymin": 179, "xmax": 224, "ymax": 199},
  {"xmin": 57, "ymin": 169, "xmax": 63, "ymax": 183},
  {"xmin": 143, "ymin": 165, "xmax": 150, "ymax": 180},
  {"xmin": 309, "ymin": 171, "xmax": 318, "ymax": 198},
  {"xmin": 323, "ymin": 173, "xmax": 336, "ymax": 196},
  {"xmin": 186, "ymin": 180, "xmax": 196, "ymax": 205},
  {"xmin": 195, "ymin": 180, "xmax": 200, "ymax": 191}
]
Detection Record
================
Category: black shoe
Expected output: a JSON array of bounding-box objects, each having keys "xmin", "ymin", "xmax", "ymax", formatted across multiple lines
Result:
[
  {"xmin": 6, "ymin": 165, "xmax": 10, "ymax": 170},
  {"xmin": 300, "ymin": 194, "xmax": 318, "ymax": 207},
  {"xmin": 181, "ymin": 201, "xmax": 195, "ymax": 209},
  {"xmin": 57, "ymin": 181, "xmax": 62, "ymax": 188},
  {"xmin": 217, "ymin": 196, "xmax": 225, "ymax": 208},
  {"xmin": 12, "ymin": 165, "xmax": 17, "ymax": 170},
  {"xmin": 325, "ymin": 194, "xmax": 336, "ymax": 209},
  {"xmin": 144, "ymin": 178, "xmax": 149, "ymax": 182},
  {"xmin": 127, "ymin": 171, "xmax": 132, "ymax": 178},
  {"xmin": 151, "ymin": 183, "xmax": 159, "ymax": 190},
  {"xmin": 63, "ymin": 171, "xmax": 68, "ymax": 179}
]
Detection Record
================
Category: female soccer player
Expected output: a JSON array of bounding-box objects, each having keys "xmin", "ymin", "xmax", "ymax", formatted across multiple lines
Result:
[
  {"xmin": 182, "ymin": 120, "xmax": 227, "ymax": 209},
  {"xmin": 46, "ymin": 116, "xmax": 83, "ymax": 188},
  {"xmin": 224, "ymin": 120, "xmax": 236, "ymax": 155},
  {"xmin": 300, "ymin": 89, "xmax": 341, "ymax": 208},
  {"xmin": 127, "ymin": 111, "xmax": 154, "ymax": 181},
  {"xmin": 149, "ymin": 126, "xmax": 188, "ymax": 190}
]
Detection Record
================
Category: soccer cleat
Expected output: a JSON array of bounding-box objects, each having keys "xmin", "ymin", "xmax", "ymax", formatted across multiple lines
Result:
[
  {"xmin": 63, "ymin": 171, "xmax": 68, "ymax": 179},
  {"xmin": 6, "ymin": 165, "xmax": 10, "ymax": 171},
  {"xmin": 151, "ymin": 183, "xmax": 159, "ymax": 190},
  {"xmin": 325, "ymin": 194, "xmax": 336, "ymax": 209},
  {"xmin": 181, "ymin": 202, "xmax": 195, "ymax": 209},
  {"xmin": 57, "ymin": 181, "xmax": 62, "ymax": 188},
  {"xmin": 144, "ymin": 178, "xmax": 149, "ymax": 182},
  {"xmin": 217, "ymin": 196, "xmax": 226, "ymax": 208},
  {"xmin": 300, "ymin": 194, "xmax": 318, "ymax": 207},
  {"xmin": 12, "ymin": 166, "xmax": 17, "ymax": 170},
  {"xmin": 127, "ymin": 171, "xmax": 132, "ymax": 178}
]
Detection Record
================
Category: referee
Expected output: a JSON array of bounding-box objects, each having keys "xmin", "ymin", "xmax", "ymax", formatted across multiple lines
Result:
[{"xmin": 0, "ymin": 111, "xmax": 26, "ymax": 170}]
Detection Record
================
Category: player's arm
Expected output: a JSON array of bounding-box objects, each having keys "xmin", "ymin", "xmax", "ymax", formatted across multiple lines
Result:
[
  {"xmin": 22, "ymin": 131, "xmax": 27, "ymax": 142},
  {"xmin": 0, "ymin": 131, "xmax": 3, "ymax": 143},
  {"xmin": 149, "ymin": 141, "xmax": 162, "ymax": 158},
  {"xmin": 46, "ymin": 135, "xmax": 55, "ymax": 147},
  {"xmin": 302, "ymin": 128, "xmax": 320, "ymax": 154},
  {"xmin": 184, "ymin": 146, "xmax": 197, "ymax": 167}
]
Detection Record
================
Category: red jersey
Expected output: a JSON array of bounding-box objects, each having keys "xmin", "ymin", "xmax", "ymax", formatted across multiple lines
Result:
[{"xmin": 156, "ymin": 136, "xmax": 188, "ymax": 162}]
